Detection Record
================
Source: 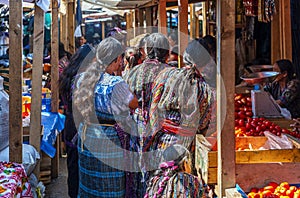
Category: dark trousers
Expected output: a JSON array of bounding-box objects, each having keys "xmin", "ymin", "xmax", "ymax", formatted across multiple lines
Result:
[{"xmin": 66, "ymin": 145, "xmax": 79, "ymax": 198}]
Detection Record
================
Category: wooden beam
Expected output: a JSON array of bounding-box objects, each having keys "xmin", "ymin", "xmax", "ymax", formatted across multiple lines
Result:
[
  {"xmin": 178, "ymin": 0, "xmax": 189, "ymax": 67},
  {"xmin": 30, "ymin": 4, "xmax": 44, "ymax": 178},
  {"xmin": 271, "ymin": 0, "xmax": 292, "ymax": 62},
  {"xmin": 190, "ymin": 4, "xmax": 196, "ymax": 39},
  {"xmin": 60, "ymin": 13, "xmax": 68, "ymax": 48},
  {"xmin": 67, "ymin": 1, "xmax": 75, "ymax": 54},
  {"xmin": 102, "ymin": 21, "xmax": 105, "ymax": 40},
  {"xmin": 216, "ymin": 0, "xmax": 236, "ymax": 196},
  {"xmin": 281, "ymin": 0, "xmax": 292, "ymax": 60},
  {"xmin": 139, "ymin": 8, "xmax": 144, "ymax": 27},
  {"xmin": 9, "ymin": 0, "xmax": 23, "ymax": 163},
  {"xmin": 145, "ymin": 7, "xmax": 153, "ymax": 27},
  {"xmin": 158, "ymin": 0, "xmax": 167, "ymax": 35},
  {"xmin": 203, "ymin": 1, "xmax": 208, "ymax": 36},
  {"xmin": 51, "ymin": 0, "xmax": 59, "ymax": 178}
]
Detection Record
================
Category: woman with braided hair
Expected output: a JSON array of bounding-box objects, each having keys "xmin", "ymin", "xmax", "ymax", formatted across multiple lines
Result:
[
  {"xmin": 73, "ymin": 37, "xmax": 138, "ymax": 197},
  {"xmin": 144, "ymin": 144, "xmax": 203, "ymax": 198}
]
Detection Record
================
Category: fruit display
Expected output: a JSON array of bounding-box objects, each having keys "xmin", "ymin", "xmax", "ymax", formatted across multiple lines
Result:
[
  {"xmin": 247, "ymin": 182, "xmax": 300, "ymax": 198},
  {"xmin": 234, "ymin": 94, "xmax": 300, "ymax": 139}
]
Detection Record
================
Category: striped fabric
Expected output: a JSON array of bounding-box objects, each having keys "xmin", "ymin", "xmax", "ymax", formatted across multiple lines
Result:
[
  {"xmin": 0, "ymin": 66, "xmax": 9, "ymax": 92},
  {"xmin": 78, "ymin": 123, "xmax": 125, "ymax": 198}
]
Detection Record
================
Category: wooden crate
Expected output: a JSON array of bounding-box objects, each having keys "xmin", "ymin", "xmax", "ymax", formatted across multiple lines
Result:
[{"xmin": 195, "ymin": 135, "xmax": 300, "ymax": 192}]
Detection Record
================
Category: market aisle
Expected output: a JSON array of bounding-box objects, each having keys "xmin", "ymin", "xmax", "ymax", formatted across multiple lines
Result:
[{"xmin": 44, "ymin": 157, "xmax": 68, "ymax": 198}]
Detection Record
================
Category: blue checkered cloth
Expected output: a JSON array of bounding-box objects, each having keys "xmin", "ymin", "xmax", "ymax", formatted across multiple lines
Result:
[{"xmin": 78, "ymin": 123, "xmax": 125, "ymax": 197}]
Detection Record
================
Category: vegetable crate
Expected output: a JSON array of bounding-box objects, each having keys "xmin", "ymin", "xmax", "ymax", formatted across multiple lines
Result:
[{"xmin": 195, "ymin": 134, "xmax": 300, "ymax": 192}]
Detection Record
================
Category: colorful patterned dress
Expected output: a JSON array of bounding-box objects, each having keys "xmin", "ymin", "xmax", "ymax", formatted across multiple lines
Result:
[{"xmin": 77, "ymin": 72, "xmax": 134, "ymax": 197}]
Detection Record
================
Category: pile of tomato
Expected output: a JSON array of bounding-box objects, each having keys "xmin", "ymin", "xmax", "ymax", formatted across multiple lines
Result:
[
  {"xmin": 234, "ymin": 94, "xmax": 300, "ymax": 138},
  {"xmin": 247, "ymin": 182, "xmax": 300, "ymax": 198}
]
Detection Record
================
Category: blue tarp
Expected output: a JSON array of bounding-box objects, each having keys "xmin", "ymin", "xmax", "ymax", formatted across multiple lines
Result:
[{"xmin": 41, "ymin": 112, "xmax": 65, "ymax": 158}]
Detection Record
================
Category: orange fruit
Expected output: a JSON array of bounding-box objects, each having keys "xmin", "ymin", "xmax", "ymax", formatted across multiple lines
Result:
[{"xmin": 264, "ymin": 186, "xmax": 275, "ymax": 193}]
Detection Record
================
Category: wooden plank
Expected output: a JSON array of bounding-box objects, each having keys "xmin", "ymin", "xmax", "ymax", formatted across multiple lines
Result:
[
  {"xmin": 158, "ymin": 0, "xmax": 167, "ymax": 35},
  {"xmin": 178, "ymin": 0, "xmax": 189, "ymax": 67},
  {"xmin": 216, "ymin": 0, "xmax": 236, "ymax": 196},
  {"xmin": 145, "ymin": 7, "xmax": 153, "ymax": 27},
  {"xmin": 51, "ymin": 0, "xmax": 59, "ymax": 179},
  {"xmin": 189, "ymin": 4, "xmax": 195, "ymax": 39},
  {"xmin": 102, "ymin": 21, "xmax": 105, "ymax": 40},
  {"xmin": 236, "ymin": 163, "xmax": 300, "ymax": 192},
  {"xmin": 67, "ymin": 2, "xmax": 75, "ymax": 54},
  {"xmin": 60, "ymin": 13, "xmax": 68, "ymax": 48},
  {"xmin": 209, "ymin": 149, "xmax": 300, "ymax": 166},
  {"xmin": 281, "ymin": 0, "xmax": 292, "ymax": 60},
  {"xmin": 30, "ymin": 4, "xmax": 45, "ymax": 178},
  {"xmin": 203, "ymin": 1, "xmax": 208, "ymax": 36},
  {"xmin": 9, "ymin": 0, "xmax": 23, "ymax": 163}
]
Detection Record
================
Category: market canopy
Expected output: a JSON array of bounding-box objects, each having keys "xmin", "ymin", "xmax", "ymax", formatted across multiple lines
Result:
[{"xmin": 82, "ymin": 0, "xmax": 152, "ymax": 9}]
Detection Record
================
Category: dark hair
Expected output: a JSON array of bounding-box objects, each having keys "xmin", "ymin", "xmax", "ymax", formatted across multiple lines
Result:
[
  {"xmin": 145, "ymin": 33, "xmax": 169, "ymax": 63},
  {"xmin": 168, "ymin": 32, "xmax": 178, "ymax": 44},
  {"xmin": 59, "ymin": 44, "xmax": 95, "ymax": 103},
  {"xmin": 138, "ymin": 33, "xmax": 150, "ymax": 49},
  {"xmin": 183, "ymin": 39, "xmax": 212, "ymax": 69},
  {"xmin": 276, "ymin": 59, "xmax": 296, "ymax": 81},
  {"xmin": 203, "ymin": 35, "xmax": 216, "ymax": 55},
  {"xmin": 170, "ymin": 45, "xmax": 178, "ymax": 55},
  {"xmin": 124, "ymin": 47, "xmax": 140, "ymax": 69}
]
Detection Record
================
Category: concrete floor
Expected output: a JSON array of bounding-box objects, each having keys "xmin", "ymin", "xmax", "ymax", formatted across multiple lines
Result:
[{"xmin": 44, "ymin": 157, "xmax": 69, "ymax": 198}]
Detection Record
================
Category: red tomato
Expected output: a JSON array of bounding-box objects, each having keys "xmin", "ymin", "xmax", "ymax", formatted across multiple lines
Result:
[
  {"xmin": 238, "ymin": 119, "xmax": 245, "ymax": 127},
  {"xmin": 256, "ymin": 126, "xmax": 262, "ymax": 132},
  {"xmin": 264, "ymin": 121, "xmax": 271, "ymax": 127},
  {"xmin": 245, "ymin": 123, "xmax": 252, "ymax": 130},
  {"xmin": 238, "ymin": 111, "xmax": 246, "ymax": 119},
  {"xmin": 245, "ymin": 111, "xmax": 253, "ymax": 117},
  {"xmin": 261, "ymin": 124, "xmax": 266, "ymax": 131},
  {"xmin": 275, "ymin": 125, "xmax": 282, "ymax": 131}
]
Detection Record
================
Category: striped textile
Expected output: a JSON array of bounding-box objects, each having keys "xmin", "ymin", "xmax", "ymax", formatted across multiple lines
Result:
[
  {"xmin": 77, "ymin": 123, "xmax": 125, "ymax": 198},
  {"xmin": 0, "ymin": 66, "xmax": 9, "ymax": 92}
]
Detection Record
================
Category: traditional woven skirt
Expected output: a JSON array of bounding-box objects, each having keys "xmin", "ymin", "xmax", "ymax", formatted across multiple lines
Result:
[{"xmin": 77, "ymin": 122, "xmax": 125, "ymax": 198}]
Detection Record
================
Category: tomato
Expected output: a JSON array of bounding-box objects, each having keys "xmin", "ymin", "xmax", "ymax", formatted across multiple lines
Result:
[
  {"xmin": 238, "ymin": 111, "xmax": 246, "ymax": 119},
  {"xmin": 256, "ymin": 126, "xmax": 262, "ymax": 132},
  {"xmin": 264, "ymin": 121, "xmax": 272, "ymax": 127},
  {"xmin": 246, "ymin": 123, "xmax": 252, "ymax": 130},
  {"xmin": 241, "ymin": 98, "xmax": 247, "ymax": 104},
  {"xmin": 250, "ymin": 188, "xmax": 259, "ymax": 193},
  {"xmin": 238, "ymin": 119, "xmax": 245, "ymax": 127},
  {"xmin": 268, "ymin": 182, "xmax": 279, "ymax": 189},
  {"xmin": 246, "ymin": 111, "xmax": 253, "ymax": 117},
  {"xmin": 261, "ymin": 124, "xmax": 266, "ymax": 131},
  {"xmin": 275, "ymin": 125, "xmax": 282, "ymax": 131},
  {"xmin": 246, "ymin": 97, "xmax": 251, "ymax": 102},
  {"xmin": 276, "ymin": 131, "xmax": 281, "ymax": 136},
  {"xmin": 279, "ymin": 186, "xmax": 287, "ymax": 195},
  {"xmin": 288, "ymin": 186, "xmax": 297, "ymax": 192},
  {"xmin": 286, "ymin": 189, "xmax": 294, "ymax": 198},
  {"xmin": 262, "ymin": 190, "xmax": 272, "ymax": 196},
  {"xmin": 281, "ymin": 129, "xmax": 290, "ymax": 134},
  {"xmin": 264, "ymin": 186, "xmax": 275, "ymax": 193}
]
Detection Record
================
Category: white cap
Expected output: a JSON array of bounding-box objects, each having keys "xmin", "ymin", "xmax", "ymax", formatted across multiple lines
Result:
[{"xmin": 0, "ymin": 76, "xmax": 3, "ymax": 90}]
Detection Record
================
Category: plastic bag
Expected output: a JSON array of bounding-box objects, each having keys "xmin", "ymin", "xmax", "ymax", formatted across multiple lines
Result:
[
  {"xmin": 0, "ymin": 76, "xmax": 9, "ymax": 151},
  {"xmin": 262, "ymin": 131, "xmax": 293, "ymax": 150}
]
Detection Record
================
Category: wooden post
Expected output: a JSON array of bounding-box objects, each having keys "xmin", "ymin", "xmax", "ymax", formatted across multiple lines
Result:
[
  {"xmin": 178, "ymin": 0, "xmax": 189, "ymax": 67},
  {"xmin": 134, "ymin": 9, "xmax": 139, "ymax": 36},
  {"xmin": 51, "ymin": 0, "xmax": 60, "ymax": 178},
  {"xmin": 145, "ymin": 7, "xmax": 153, "ymax": 27},
  {"xmin": 9, "ymin": 0, "xmax": 23, "ymax": 163},
  {"xmin": 190, "ymin": 4, "xmax": 196, "ymax": 39},
  {"xmin": 60, "ymin": 13, "xmax": 68, "ymax": 48},
  {"xmin": 30, "ymin": 4, "xmax": 45, "ymax": 178},
  {"xmin": 216, "ymin": 0, "xmax": 236, "ymax": 196},
  {"xmin": 67, "ymin": 1, "xmax": 75, "ymax": 54},
  {"xmin": 158, "ymin": 0, "xmax": 167, "ymax": 35},
  {"xmin": 271, "ymin": 0, "xmax": 292, "ymax": 62},
  {"xmin": 203, "ymin": 1, "xmax": 208, "ymax": 36},
  {"xmin": 102, "ymin": 21, "xmax": 105, "ymax": 40}
]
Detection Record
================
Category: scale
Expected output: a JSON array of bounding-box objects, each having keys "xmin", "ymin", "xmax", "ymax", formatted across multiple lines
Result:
[{"xmin": 240, "ymin": 71, "xmax": 288, "ymax": 118}]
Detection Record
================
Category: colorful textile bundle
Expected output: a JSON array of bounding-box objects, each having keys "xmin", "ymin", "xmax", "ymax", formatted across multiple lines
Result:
[{"xmin": 0, "ymin": 161, "xmax": 32, "ymax": 198}]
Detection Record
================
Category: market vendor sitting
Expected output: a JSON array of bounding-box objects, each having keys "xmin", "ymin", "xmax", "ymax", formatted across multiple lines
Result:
[{"xmin": 264, "ymin": 59, "xmax": 300, "ymax": 118}]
